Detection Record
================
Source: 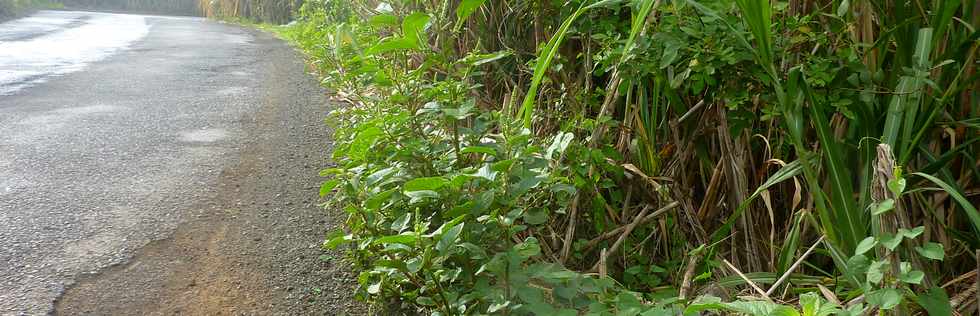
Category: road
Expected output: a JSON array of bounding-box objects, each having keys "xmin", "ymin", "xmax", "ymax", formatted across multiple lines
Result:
[{"xmin": 0, "ymin": 11, "xmax": 359, "ymax": 315}]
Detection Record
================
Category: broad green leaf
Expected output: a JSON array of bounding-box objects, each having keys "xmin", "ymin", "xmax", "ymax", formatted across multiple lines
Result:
[
  {"xmin": 406, "ymin": 257, "xmax": 422, "ymax": 273},
  {"xmin": 613, "ymin": 292, "xmax": 644, "ymax": 315},
  {"xmin": 369, "ymin": 14, "xmax": 398, "ymax": 27},
  {"xmin": 915, "ymin": 287, "xmax": 952, "ymax": 316},
  {"xmin": 880, "ymin": 233, "xmax": 902, "ymax": 251},
  {"xmin": 364, "ymin": 188, "xmax": 396, "ymax": 210},
  {"xmin": 800, "ymin": 292, "xmax": 839, "ymax": 316},
  {"xmin": 348, "ymin": 126, "xmax": 382, "ymax": 161},
  {"xmin": 522, "ymin": 302, "xmax": 555, "ymax": 315},
  {"xmin": 684, "ymin": 295, "xmax": 726, "ymax": 314},
  {"xmin": 660, "ymin": 38, "xmax": 682, "ymax": 69},
  {"xmin": 523, "ymin": 208, "xmax": 549, "ymax": 225},
  {"xmin": 854, "ymin": 237, "xmax": 876, "ymax": 255},
  {"xmin": 915, "ymin": 242, "xmax": 944, "ymax": 260},
  {"xmin": 511, "ymin": 174, "xmax": 545, "ymax": 196},
  {"xmin": 319, "ymin": 179, "xmax": 339, "ymax": 197},
  {"xmin": 416, "ymin": 296, "xmax": 436, "ymax": 306},
  {"xmin": 391, "ymin": 213, "xmax": 412, "ymax": 232},
  {"xmin": 888, "ymin": 178, "xmax": 906, "ymax": 196},
  {"xmin": 404, "ymin": 176, "xmax": 449, "ymax": 192},
  {"xmin": 461, "ymin": 146, "xmax": 496, "ymax": 155},
  {"xmin": 366, "ymin": 37, "xmax": 417, "ymax": 55},
  {"xmin": 872, "ymin": 199, "xmax": 895, "ymax": 215},
  {"xmin": 899, "ymin": 270, "xmax": 925, "ymax": 284},
  {"xmin": 365, "ymin": 167, "xmax": 397, "ymax": 186},
  {"xmin": 836, "ymin": 0, "xmax": 849, "ymax": 17},
  {"xmin": 324, "ymin": 233, "xmax": 353, "ymax": 249},
  {"xmin": 899, "ymin": 261, "xmax": 912, "ymax": 274},
  {"xmin": 866, "ymin": 260, "xmax": 888, "ymax": 284},
  {"xmin": 455, "ymin": 0, "xmax": 488, "ymax": 30},
  {"xmin": 545, "ymin": 132, "xmax": 574, "ymax": 159},
  {"xmin": 517, "ymin": 285, "xmax": 546, "ymax": 307},
  {"xmin": 375, "ymin": 259, "xmax": 407, "ymax": 271},
  {"xmin": 840, "ymin": 304, "xmax": 863, "ymax": 316},
  {"xmin": 373, "ymin": 233, "xmax": 418, "ymax": 246},
  {"xmin": 556, "ymin": 309, "xmax": 577, "ymax": 316},
  {"xmin": 458, "ymin": 242, "xmax": 487, "ymax": 259},
  {"xmin": 514, "ymin": 237, "xmax": 541, "ymax": 259},
  {"xmin": 405, "ymin": 190, "xmax": 439, "ymax": 201},
  {"xmin": 491, "ymin": 158, "xmax": 515, "ymax": 172},
  {"xmin": 866, "ymin": 288, "xmax": 902, "ymax": 310},
  {"xmin": 723, "ymin": 300, "xmax": 800, "ymax": 316},
  {"xmin": 402, "ymin": 12, "xmax": 430, "ymax": 45},
  {"xmin": 436, "ymin": 223, "xmax": 464, "ymax": 255},
  {"xmin": 900, "ymin": 226, "xmax": 925, "ymax": 239},
  {"xmin": 441, "ymin": 99, "xmax": 474, "ymax": 119},
  {"xmin": 488, "ymin": 301, "xmax": 510, "ymax": 313}
]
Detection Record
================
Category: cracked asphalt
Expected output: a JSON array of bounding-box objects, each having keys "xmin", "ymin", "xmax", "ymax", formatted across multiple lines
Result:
[{"xmin": 0, "ymin": 11, "xmax": 361, "ymax": 315}]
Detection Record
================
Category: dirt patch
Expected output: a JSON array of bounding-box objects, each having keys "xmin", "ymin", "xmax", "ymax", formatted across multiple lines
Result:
[{"xmin": 54, "ymin": 29, "xmax": 364, "ymax": 315}]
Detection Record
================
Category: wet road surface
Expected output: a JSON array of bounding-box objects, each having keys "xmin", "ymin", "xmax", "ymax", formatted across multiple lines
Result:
[{"xmin": 0, "ymin": 10, "xmax": 359, "ymax": 315}]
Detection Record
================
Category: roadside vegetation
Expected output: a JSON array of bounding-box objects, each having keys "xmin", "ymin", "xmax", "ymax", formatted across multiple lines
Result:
[
  {"xmin": 58, "ymin": 0, "xmax": 198, "ymax": 15},
  {"xmin": 0, "ymin": 0, "xmax": 197, "ymax": 17},
  {"xmin": 197, "ymin": 0, "xmax": 300, "ymax": 24},
  {"xmin": 0, "ymin": 0, "xmax": 61, "ymax": 19},
  {"xmin": 268, "ymin": 0, "xmax": 979, "ymax": 314},
  {"xmin": 3, "ymin": 0, "xmax": 976, "ymax": 314}
]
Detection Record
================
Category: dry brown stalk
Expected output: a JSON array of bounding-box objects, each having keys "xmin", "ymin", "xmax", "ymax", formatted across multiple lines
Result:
[
  {"xmin": 678, "ymin": 254, "xmax": 701, "ymax": 299},
  {"xmin": 765, "ymin": 235, "xmax": 824, "ymax": 296},
  {"xmin": 942, "ymin": 269, "xmax": 977, "ymax": 289},
  {"xmin": 722, "ymin": 259, "xmax": 770, "ymax": 300},
  {"xmin": 589, "ymin": 204, "xmax": 653, "ymax": 272},
  {"xmin": 581, "ymin": 202, "xmax": 679, "ymax": 253},
  {"xmin": 696, "ymin": 159, "xmax": 725, "ymax": 221},
  {"xmin": 873, "ymin": 144, "xmax": 932, "ymax": 287},
  {"xmin": 559, "ymin": 196, "xmax": 579, "ymax": 264},
  {"xmin": 559, "ymin": 2, "xmax": 667, "ymax": 265},
  {"xmin": 718, "ymin": 105, "xmax": 760, "ymax": 271}
]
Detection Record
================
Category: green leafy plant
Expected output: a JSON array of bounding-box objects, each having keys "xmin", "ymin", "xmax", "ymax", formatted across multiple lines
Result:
[{"xmin": 264, "ymin": 0, "xmax": 980, "ymax": 314}]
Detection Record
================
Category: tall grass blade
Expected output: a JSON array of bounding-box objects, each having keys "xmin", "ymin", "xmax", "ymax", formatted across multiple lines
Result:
[
  {"xmin": 732, "ymin": 0, "xmax": 774, "ymax": 67},
  {"xmin": 518, "ymin": 0, "xmax": 624, "ymax": 128},
  {"xmin": 711, "ymin": 159, "xmax": 805, "ymax": 242},
  {"xmin": 912, "ymin": 172, "xmax": 980, "ymax": 239},
  {"xmin": 882, "ymin": 28, "xmax": 933, "ymax": 154}
]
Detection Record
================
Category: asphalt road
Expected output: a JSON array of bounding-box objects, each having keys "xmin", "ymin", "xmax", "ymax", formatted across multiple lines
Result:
[{"xmin": 0, "ymin": 11, "xmax": 359, "ymax": 315}]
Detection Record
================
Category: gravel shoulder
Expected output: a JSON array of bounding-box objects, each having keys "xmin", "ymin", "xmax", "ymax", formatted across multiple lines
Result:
[{"xmin": 47, "ymin": 25, "xmax": 363, "ymax": 315}]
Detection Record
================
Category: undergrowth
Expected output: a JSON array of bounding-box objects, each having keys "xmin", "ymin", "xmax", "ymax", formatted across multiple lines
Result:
[
  {"xmin": 0, "ymin": 0, "xmax": 62, "ymax": 19},
  {"xmin": 269, "ymin": 0, "xmax": 979, "ymax": 314}
]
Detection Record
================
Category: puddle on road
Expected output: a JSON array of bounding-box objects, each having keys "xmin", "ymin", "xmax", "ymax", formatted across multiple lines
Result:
[
  {"xmin": 16, "ymin": 105, "xmax": 124, "ymax": 126},
  {"xmin": 221, "ymin": 33, "xmax": 253, "ymax": 45},
  {"xmin": 179, "ymin": 128, "xmax": 228, "ymax": 143},
  {"xmin": 216, "ymin": 86, "xmax": 248, "ymax": 96},
  {"xmin": 0, "ymin": 153, "xmax": 31, "ymax": 196},
  {"xmin": 54, "ymin": 104, "xmax": 123, "ymax": 115},
  {"xmin": 0, "ymin": 11, "xmax": 150, "ymax": 95}
]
